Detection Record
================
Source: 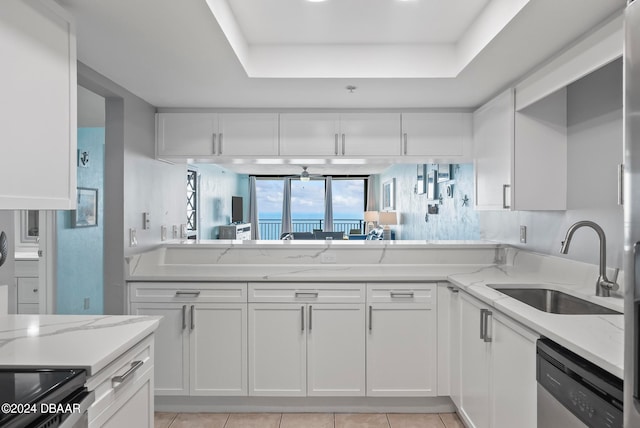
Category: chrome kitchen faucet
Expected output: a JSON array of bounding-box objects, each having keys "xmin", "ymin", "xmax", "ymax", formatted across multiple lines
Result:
[{"xmin": 560, "ymin": 220, "xmax": 619, "ymax": 297}]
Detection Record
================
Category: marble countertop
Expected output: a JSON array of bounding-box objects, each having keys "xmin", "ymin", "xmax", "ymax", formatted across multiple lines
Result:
[
  {"xmin": 0, "ymin": 315, "xmax": 160, "ymax": 375},
  {"xmin": 447, "ymin": 261, "xmax": 624, "ymax": 379}
]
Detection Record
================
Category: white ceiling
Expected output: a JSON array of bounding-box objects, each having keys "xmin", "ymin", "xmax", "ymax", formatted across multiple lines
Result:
[
  {"xmin": 227, "ymin": 0, "xmax": 490, "ymax": 45},
  {"xmin": 57, "ymin": 0, "xmax": 625, "ymax": 109}
]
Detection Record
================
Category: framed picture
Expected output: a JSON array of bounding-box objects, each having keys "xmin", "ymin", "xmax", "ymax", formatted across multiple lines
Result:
[
  {"xmin": 72, "ymin": 187, "xmax": 98, "ymax": 228},
  {"xmin": 437, "ymin": 164, "xmax": 452, "ymax": 182},
  {"xmin": 382, "ymin": 178, "xmax": 396, "ymax": 210}
]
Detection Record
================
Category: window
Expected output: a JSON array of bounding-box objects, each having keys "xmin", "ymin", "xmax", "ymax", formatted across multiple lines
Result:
[
  {"xmin": 255, "ymin": 176, "xmax": 366, "ymax": 239},
  {"xmin": 187, "ymin": 169, "xmax": 197, "ymax": 232}
]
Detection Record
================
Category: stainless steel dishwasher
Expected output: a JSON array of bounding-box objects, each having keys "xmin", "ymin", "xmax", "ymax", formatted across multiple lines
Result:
[{"xmin": 537, "ymin": 339, "xmax": 623, "ymax": 428}]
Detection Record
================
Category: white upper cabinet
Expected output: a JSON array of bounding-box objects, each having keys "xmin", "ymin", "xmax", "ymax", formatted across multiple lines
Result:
[
  {"xmin": 473, "ymin": 89, "xmax": 515, "ymax": 210},
  {"xmin": 0, "ymin": 0, "xmax": 77, "ymax": 210},
  {"xmin": 339, "ymin": 113, "xmax": 401, "ymax": 156},
  {"xmin": 156, "ymin": 113, "xmax": 279, "ymax": 159},
  {"xmin": 217, "ymin": 113, "xmax": 279, "ymax": 157},
  {"xmin": 401, "ymin": 112, "xmax": 472, "ymax": 158},
  {"xmin": 157, "ymin": 113, "xmax": 217, "ymax": 157},
  {"xmin": 280, "ymin": 113, "xmax": 401, "ymax": 157},
  {"xmin": 279, "ymin": 113, "xmax": 340, "ymax": 156}
]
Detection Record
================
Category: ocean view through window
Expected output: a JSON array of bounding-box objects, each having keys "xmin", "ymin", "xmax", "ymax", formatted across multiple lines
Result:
[{"xmin": 256, "ymin": 177, "xmax": 366, "ymax": 239}]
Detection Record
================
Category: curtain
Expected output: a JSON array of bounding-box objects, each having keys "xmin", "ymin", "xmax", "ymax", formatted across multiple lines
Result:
[
  {"xmin": 366, "ymin": 175, "xmax": 378, "ymax": 211},
  {"xmin": 324, "ymin": 176, "xmax": 333, "ymax": 232},
  {"xmin": 281, "ymin": 178, "xmax": 292, "ymax": 236},
  {"xmin": 248, "ymin": 176, "xmax": 260, "ymax": 240}
]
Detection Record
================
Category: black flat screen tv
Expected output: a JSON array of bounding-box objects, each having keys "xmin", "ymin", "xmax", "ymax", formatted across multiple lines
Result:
[{"xmin": 232, "ymin": 196, "xmax": 243, "ymax": 223}]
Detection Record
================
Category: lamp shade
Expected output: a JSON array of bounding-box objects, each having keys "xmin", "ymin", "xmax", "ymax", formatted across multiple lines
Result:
[
  {"xmin": 364, "ymin": 211, "xmax": 379, "ymax": 222},
  {"xmin": 378, "ymin": 211, "xmax": 398, "ymax": 225}
]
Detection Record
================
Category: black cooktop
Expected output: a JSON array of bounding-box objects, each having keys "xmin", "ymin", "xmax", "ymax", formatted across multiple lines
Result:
[{"xmin": 0, "ymin": 368, "xmax": 86, "ymax": 427}]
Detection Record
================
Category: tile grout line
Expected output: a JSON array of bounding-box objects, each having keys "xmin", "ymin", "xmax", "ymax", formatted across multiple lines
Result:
[
  {"xmin": 166, "ymin": 412, "xmax": 178, "ymax": 428},
  {"xmin": 222, "ymin": 412, "xmax": 230, "ymax": 428},
  {"xmin": 385, "ymin": 413, "xmax": 392, "ymax": 428}
]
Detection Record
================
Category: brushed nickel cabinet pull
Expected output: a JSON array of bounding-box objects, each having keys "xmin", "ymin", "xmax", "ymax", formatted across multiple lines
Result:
[
  {"xmin": 175, "ymin": 290, "xmax": 201, "ymax": 297},
  {"xmin": 309, "ymin": 305, "xmax": 313, "ymax": 330},
  {"xmin": 212, "ymin": 133, "xmax": 216, "ymax": 154},
  {"xmin": 182, "ymin": 305, "xmax": 187, "ymax": 330},
  {"xmin": 112, "ymin": 360, "xmax": 144, "ymax": 387},
  {"xmin": 502, "ymin": 184, "xmax": 511, "ymax": 209},
  {"xmin": 218, "ymin": 133, "xmax": 223, "ymax": 154},
  {"xmin": 190, "ymin": 305, "xmax": 195, "ymax": 330},
  {"xmin": 301, "ymin": 306, "xmax": 305, "ymax": 331},
  {"xmin": 403, "ymin": 133, "xmax": 408, "ymax": 155},
  {"xmin": 335, "ymin": 134, "xmax": 339, "ymax": 155},
  {"xmin": 618, "ymin": 164, "xmax": 624, "ymax": 205},
  {"xmin": 390, "ymin": 291, "xmax": 414, "ymax": 298},
  {"xmin": 446, "ymin": 285, "xmax": 459, "ymax": 293},
  {"xmin": 480, "ymin": 309, "xmax": 487, "ymax": 340},
  {"xmin": 483, "ymin": 310, "xmax": 493, "ymax": 343},
  {"xmin": 369, "ymin": 305, "xmax": 373, "ymax": 331},
  {"xmin": 342, "ymin": 134, "xmax": 346, "ymax": 155}
]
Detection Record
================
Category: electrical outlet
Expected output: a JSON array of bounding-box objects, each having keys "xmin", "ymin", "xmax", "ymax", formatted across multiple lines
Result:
[
  {"xmin": 161, "ymin": 225, "xmax": 167, "ymax": 241},
  {"xmin": 83, "ymin": 298, "xmax": 90, "ymax": 310},
  {"xmin": 172, "ymin": 225, "xmax": 179, "ymax": 239},
  {"xmin": 130, "ymin": 228, "xmax": 138, "ymax": 247},
  {"xmin": 143, "ymin": 212, "xmax": 150, "ymax": 230},
  {"xmin": 180, "ymin": 224, "xmax": 187, "ymax": 239},
  {"xmin": 520, "ymin": 225, "xmax": 527, "ymax": 244},
  {"xmin": 321, "ymin": 252, "xmax": 337, "ymax": 264}
]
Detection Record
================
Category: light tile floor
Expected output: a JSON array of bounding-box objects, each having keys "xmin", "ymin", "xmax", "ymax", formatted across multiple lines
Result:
[{"xmin": 155, "ymin": 412, "xmax": 465, "ymax": 428}]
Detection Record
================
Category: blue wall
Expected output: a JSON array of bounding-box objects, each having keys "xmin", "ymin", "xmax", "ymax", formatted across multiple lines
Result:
[
  {"xmin": 377, "ymin": 163, "xmax": 480, "ymax": 240},
  {"xmin": 56, "ymin": 128, "xmax": 104, "ymax": 314},
  {"xmin": 197, "ymin": 164, "xmax": 250, "ymax": 239}
]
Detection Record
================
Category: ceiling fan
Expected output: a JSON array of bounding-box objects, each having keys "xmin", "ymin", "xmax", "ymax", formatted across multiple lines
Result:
[{"xmin": 288, "ymin": 166, "xmax": 324, "ymax": 182}]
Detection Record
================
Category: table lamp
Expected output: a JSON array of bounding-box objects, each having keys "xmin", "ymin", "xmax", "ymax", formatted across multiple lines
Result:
[
  {"xmin": 364, "ymin": 211, "xmax": 379, "ymax": 234},
  {"xmin": 378, "ymin": 211, "xmax": 398, "ymax": 240}
]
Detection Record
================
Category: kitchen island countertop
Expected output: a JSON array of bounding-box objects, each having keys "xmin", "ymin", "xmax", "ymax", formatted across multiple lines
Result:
[{"xmin": 0, "ymin": 315, "xmax": 160, "ymax": 375}]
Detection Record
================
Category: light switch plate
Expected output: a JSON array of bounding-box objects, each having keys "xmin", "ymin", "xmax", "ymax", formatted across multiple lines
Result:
[
  {"xmin": 520, "ymin": 225, "xmax": 527, "ymax": 244},
  {"xmin": 172, "ymin": 225, "xmax": 178, "ymax": 239},
  {"xmin": 180, "ymin": 224, "xmax": 187, "ymax": 239},
  {"xmin": 143, "ymin": 212, "xmax": 150, "ymax": 230},
  {"xmin": 161, "ymin": 225, "xmax": 167, "ymax": 241}
]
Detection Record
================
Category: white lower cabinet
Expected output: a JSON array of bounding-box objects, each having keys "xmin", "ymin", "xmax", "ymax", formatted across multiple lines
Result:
[
  {"xmin": 88, "ymin": 335, "xmax": 154, "ymax": 428},
  {"xmin": 366, "ymin": 283, "xmax": 437, "ymax": 397},
  {"xmin": 458, "ymin": 291, "xmax": 538, "ymax": 428},
  {"xmin": 129, "ymin": 282, "xmax": 248, "ymax": 397},
  {"xmin": 248, "ymin": 302, "xmax": 365, "ymax": 396}
]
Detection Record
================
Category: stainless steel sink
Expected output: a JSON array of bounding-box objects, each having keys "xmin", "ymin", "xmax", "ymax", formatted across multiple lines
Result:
[{"xmin": 487, "ymin": 285, "xmax": 621, "ymax": 315}]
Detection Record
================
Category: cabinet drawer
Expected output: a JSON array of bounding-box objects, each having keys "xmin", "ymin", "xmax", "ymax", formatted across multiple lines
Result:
[
  {"xmin": 129, "ymin": 282, "xmax": 247, "ymax": 303},
  {"xmin": 366, "ymin": 283, "xmax": 436, "ymax": 303},
  {"xmin": 17, "ymin": 277, "xmax": 39, "ymax": 304},
  {"xmin": 15, "ymin": 260, "xmax": 38, "ymax": 277},
  {"xmin": 87, "ymin": 335, "xmax": 154, "ymax": 424},
  {"xmin": 249, "ymin": 283, "xmax": 365, "ymax": 303}
]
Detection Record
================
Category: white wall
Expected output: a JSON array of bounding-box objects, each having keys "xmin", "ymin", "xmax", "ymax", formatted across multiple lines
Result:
[
  {"xmin": 479, "ymin": 59, "xmax": 623, "ymax": 268},
  {"xmin": 78, "ymin": 63, "xmax": 186, "ymax": 314}
]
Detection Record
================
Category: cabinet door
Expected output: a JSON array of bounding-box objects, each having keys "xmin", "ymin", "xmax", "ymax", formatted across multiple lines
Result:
[
  {"xmin": 248, "ymin": 303, "xmax": 306, "ymax": 396},
  {"xmin": 340, "ymin": 113, "xmax": 401, "ymax": 156},
  {"xmin": 190, "ymin": 304, "xmax": 247, "ymax": 396},
  {"xmin": 131, "ymin": 304, "xmax": 189, "ymax": 395},
  {"xmin": 367, "ymin": 303, "xmax": 437, "ymax": 397},
  {"xmin": 99, "ymin": 370, "xmax": 153, "ymax": 428},
  {"xmin": 459, "ymin": 294, "xmax": 491, "ymax": 428},
  {"xmin": 0, "ymin": 0, "xmax": 76, "ymax": 209},
  {"xmin": 307, "ymin": 304, "xmax": 365, "ymax": 396},
  {"xmin": 279, "ymin": 113, "xmax": 340, "ymax": 156},
  {"xmin": 402, "ymin": 113, "xmax": 471, "ymax": 157},
  {"xmin": 491, "ymin": 314, "xmax": 537, "ymax": 428},
  {"xmin": 218, "ymin": 113, "xmax": 279, "ymax": 156},
  {"xmin": 473, "ymin": 89, "xmax": 514, "ymax": 210},
  {"xmin": 156, "ymin": 113, "xmax": 217, "ymax": 157}
]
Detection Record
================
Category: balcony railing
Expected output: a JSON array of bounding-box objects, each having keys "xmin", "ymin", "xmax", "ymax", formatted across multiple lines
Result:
[{"xmin": 259, "ymin": 219, "xmax": 364, "ymax": 240}]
